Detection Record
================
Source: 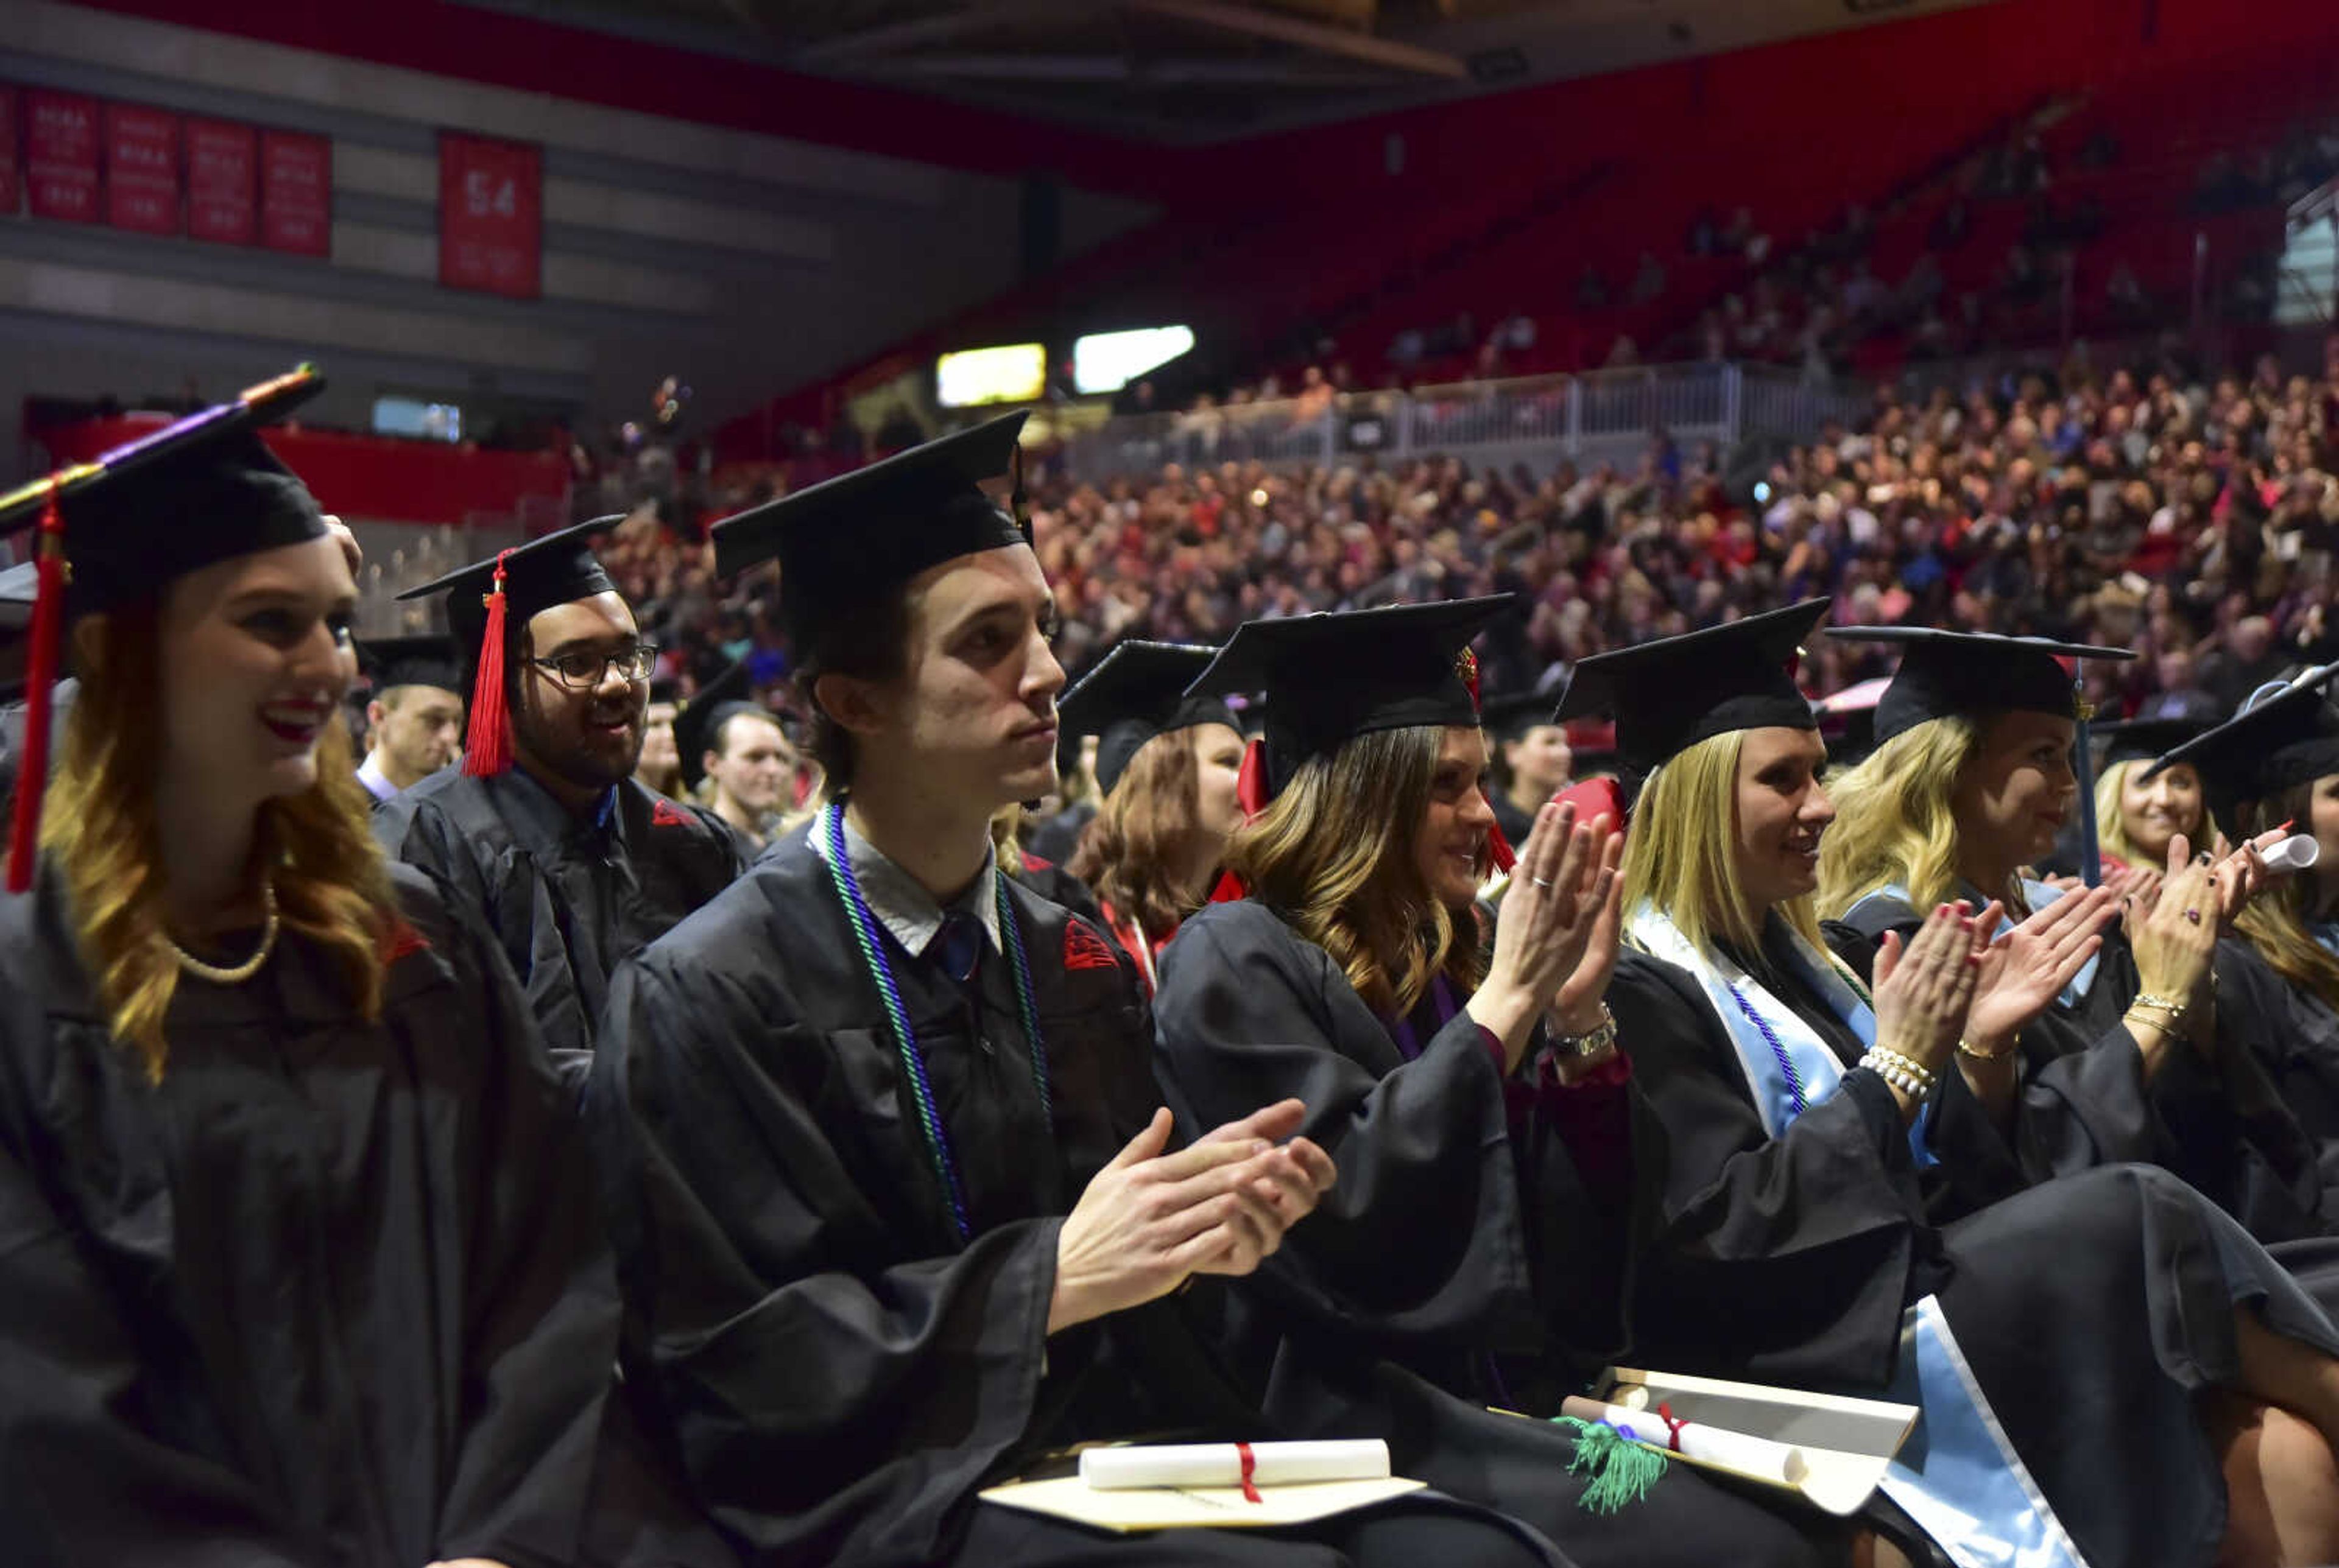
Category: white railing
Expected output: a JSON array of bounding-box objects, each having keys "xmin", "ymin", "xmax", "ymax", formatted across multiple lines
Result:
[{"xmin": 1060, "ymin": 361, "xmax": 1868, "ymax": 478}]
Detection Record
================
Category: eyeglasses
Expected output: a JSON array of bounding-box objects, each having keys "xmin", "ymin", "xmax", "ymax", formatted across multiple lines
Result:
[{"xmin": 527, "ymin": 643, "xmax": 660, "ymax": 690}]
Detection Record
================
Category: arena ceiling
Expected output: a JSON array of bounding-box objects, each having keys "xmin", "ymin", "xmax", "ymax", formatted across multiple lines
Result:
[{"xmin": 465, "ymin": 0, "xmax": 1997, "ymax": 142}]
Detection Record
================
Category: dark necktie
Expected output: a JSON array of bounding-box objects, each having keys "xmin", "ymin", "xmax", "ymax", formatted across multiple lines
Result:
[{"xmin": 934, "ymin": 912, "xmax": 984, "ymax": 988}]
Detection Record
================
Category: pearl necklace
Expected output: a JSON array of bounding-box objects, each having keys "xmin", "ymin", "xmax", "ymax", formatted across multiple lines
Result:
[{"xmin": 166, "ymin": 879, "xmax": 280, "ymax": 985}]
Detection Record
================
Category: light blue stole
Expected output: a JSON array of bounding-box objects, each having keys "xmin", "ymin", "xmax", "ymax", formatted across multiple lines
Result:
[{"xmin": 1626, "ymin": 902, "xmax": 2084, "ymax": 1568}]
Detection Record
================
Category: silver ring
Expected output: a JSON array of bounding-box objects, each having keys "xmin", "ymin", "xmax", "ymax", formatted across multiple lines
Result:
[{"xmin": 1531, "ymin": 877, "xmax": 1553, "ymax": 890}]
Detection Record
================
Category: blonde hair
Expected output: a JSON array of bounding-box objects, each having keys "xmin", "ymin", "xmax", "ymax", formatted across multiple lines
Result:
[
  {"xmin": 34, "ymin": 605, "xmax": 397, "ymax": 1079},
  {"xmin": 1816, "ymin": 714, "xmax": 1988, "ymax": 919},
  {"xmin": 2092, "ymin": 757, "xmax": 2220, "ymax": 869},
  {"xmin": 1621, "ymin": 730, "xmax": 1828, "ymax": 957},
  {"xmin": 1227, "ymin": 725, "xmax": 1486, "ymax": 1017}
]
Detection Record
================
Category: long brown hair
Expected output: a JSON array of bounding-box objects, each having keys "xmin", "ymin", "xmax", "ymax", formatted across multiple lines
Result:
[
  {"xmin": 37, "ymin": 604, "xmax": 398, "ymax": 1078},
  {"xmin": 1068, "ymin": 728, "xmax": 1206, "ymax": 937},
  {"xmin": 1226, "ymin": 725, "xmax": 1486, "ymax": 1017},
  {"xmin": 2229, "ymin": 782, "xmax": 2339, "ymax": 1011}
]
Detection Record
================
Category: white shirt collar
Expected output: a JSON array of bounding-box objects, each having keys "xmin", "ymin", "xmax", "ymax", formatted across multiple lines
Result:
[
  {"xmin": 356, "ymin": 751, "xmax": 400, "ymax": 803},
  {"xmin": 811, "ymin": 807, "xmax": 1001, "ymax": 960}
]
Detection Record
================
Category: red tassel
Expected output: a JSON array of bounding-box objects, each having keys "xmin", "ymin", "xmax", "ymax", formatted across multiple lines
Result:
[
  {"xmin": 1486, "ymin": 807, "xmax": 1517, "ymax": 876},
  {"xmin": 1234, "ymin": 735, "xmax": 1269, "ymax": 822},
  {"xmin": 460, "ymin": 549, "xmax": 515, "ymax": 777},
  {"xmin": 6, "ymin": 481, "xmax": 68, "ymax": 893}
]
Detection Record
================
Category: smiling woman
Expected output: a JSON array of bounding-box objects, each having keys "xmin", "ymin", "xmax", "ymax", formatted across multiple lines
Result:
[{"xmin": 0, "ymin": 397, "xmax": 652, "ymax": 1567}]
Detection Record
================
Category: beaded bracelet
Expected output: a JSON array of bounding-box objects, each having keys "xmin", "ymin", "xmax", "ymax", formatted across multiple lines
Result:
[{"xmin": 1860, "ymin": 1046, "xmax": 1939, "ymax": 1100}]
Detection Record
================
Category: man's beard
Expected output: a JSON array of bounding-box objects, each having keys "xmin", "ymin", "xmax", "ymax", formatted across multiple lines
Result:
[{"xmin": 513, "ymin": 696, "xmax": 641, "ymax": 792}]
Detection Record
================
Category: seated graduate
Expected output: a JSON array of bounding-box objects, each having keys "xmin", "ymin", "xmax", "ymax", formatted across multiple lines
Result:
[
  {"xmin": 634, "ymin": 672, "xmax": 685, "ymax": 797},
  {"xmin": 375, "ymin": 520, "xmax": 749, "ymax": 1072},
  {"xmin": 1059, "ymin": 639, "xmax": 1247, "ymax": 991},
  {"xmin": 672, "ymin": 659, "xmax": 797, "ymax": 853},
  {"xmin": 1815, "ymin": 626, "xmax": 2322, "ymax": 1238},
  {"xmin": 2143, "ymin": 672, "xmax": 2339, "ymax": 1218},
  {"xmin": 2088, "ymin": 716, "xmax": 2220, "ymax": 882},
  {"xmin": 0, "ymin": 390, "xmax": 624, "ymax": 1568},
  {"xmin": 1482, "ymin": 689, "xmax": 1574, "ymax": 851},
  {"xmin": 1568, "ymin": 604, "xmax": 2339, "ymax": 1568},
  {"xmin": 353, "ymin": 633, "xmax": 465, "ymax": 803},
  {"xmin": 1151, "ymin": 600, "xmax": 1838, "ymax": 1567},
  {"xmin": 587, "ymin": 415, "xmax": 1570, "ymax": 1568}
]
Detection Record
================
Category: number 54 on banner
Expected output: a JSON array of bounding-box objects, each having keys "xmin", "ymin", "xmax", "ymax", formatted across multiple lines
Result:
[{"xmin": 439, "ymin": 132, "xmax": 542, "ymax": 300}]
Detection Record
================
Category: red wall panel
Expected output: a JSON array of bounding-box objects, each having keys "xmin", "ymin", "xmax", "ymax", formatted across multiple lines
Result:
[
  {"xmin": 185, "ymin": 116, "xmax": 257, "ymax": 245},
  {"xmin": 102, "ymin": 102, "xmax": 179, "ymax": 235},
  {"xmin": 25, "ymin": 89, "xmax": 100, "ymax": 224},
  {"xmin": 259, "ymin": 128, "xmax": 330, "ymax": 256},
  {"xmin": 438, "ymin": 133, "xmax": 542, "ymax": 299}
]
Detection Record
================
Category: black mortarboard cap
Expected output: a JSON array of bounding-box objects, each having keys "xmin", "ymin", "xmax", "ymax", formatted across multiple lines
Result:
[
  {"xmin": 2096, "ymin": 716, "xmax": 2214, "ymax": 770},
  {"xmin": 1555, "ymin": 600, "xmax": 1830, "ymax": 776},
  {"xmin": 395, "ymin": 515, "xmax": 621, "ymax": 656},
  {"xmin": 673, "ymin": 660, "xmax": 763, "ymax": 794},
  {"xmin": 1827, "ymin": 627, "xmax": 2134, "ymax": 745},
  {"xmin": 1186, "ymin": 596, "xmax": 1515, "ymax": 792},
  {"xmin": 1480, "ymin": 689, "xmax": 1566, "ymax": 740},
  {"xmin": 358, "ymin": 633, "xmax": 464, "ymax": 699},
  {"xmin": 0, "ymin": 365, "xmax": 329, "ymax": 889},
  {"xmin": 709, "ymin": 412, "xmax": 1029, "ymax": 634},
  {"xmin": 2143, "ymin": 666, "xmax": 2339, "ymax": 809},
  {"xmin": 1059, "ymin": 640, "xmax": 1237, "ymax": 798}
]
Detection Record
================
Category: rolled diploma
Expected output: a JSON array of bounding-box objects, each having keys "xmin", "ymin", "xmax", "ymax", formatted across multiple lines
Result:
[
  {"xmin": 2261, "ymin": 834, "xmax": 2320, "ymax": 873},
  {"xmin": 1080, "ymin": 1440, "xmax": 1391, "ymax": 1491},
  {"xmin": 1559, "ymin": 1396, "xmax": 1808, "ymax": 1488}
]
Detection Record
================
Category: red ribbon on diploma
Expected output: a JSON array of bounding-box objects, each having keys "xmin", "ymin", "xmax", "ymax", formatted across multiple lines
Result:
[
  {"xmin": 1237, "ymin": 1442, "xmax": 1261, "ymax": 1503},
  {"xmin": 1657, "ymin": 1402, "xmax": 1689, "ymax": 1453}
]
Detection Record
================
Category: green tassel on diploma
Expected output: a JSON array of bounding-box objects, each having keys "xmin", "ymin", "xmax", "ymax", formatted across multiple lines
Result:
[{"xmin": 1553, "ymin": 1416, "xmax": 1669, "ymax": 1513}]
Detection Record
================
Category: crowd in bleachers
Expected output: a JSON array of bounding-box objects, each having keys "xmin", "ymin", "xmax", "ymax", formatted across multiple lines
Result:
[{"xmin": 590, "ymin": 335, "xmax": 2338, "ymax": 745}]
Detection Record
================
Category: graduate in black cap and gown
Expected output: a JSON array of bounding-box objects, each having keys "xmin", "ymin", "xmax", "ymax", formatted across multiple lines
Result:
[
  {"xmin": 0, "ymin": 376, "xmax": 638, "ymax": 1567},
  {"xmin": 1815, "ymin": 628, "xmax": 2323, "ymax": 1239},
  {"xmin": 670, "ymin": 659, "xmax": 792, "ymax": 851},
  {"xmin": 585, "ymin": 415, "xmax": 1595, "ymax": 1568},
  {"xmin": 353, "ymin": 633, "xmax": 465, "ymax": 804},
  {"xmin": 2145, "ymin": 671, "xmax": 2339, "ymax": 1219},
  {"xmin": 1482, "ymin": 690, "xmax": 1573, "ymax": 852},
  {"xmin": 1558, "ymin": 604, "xmax": 2339, "ymax": 1568},
  {"xmin": 1151, "ymin": 601, "xmax": 1839, "ymax": 1567},
  {"xmin": 1057, "ymin": 639, "xmax": 1246, "ymax": 990},
  {"xmin": 375, "ymin": 520, "xmax": 749, "ymax": 1074}
]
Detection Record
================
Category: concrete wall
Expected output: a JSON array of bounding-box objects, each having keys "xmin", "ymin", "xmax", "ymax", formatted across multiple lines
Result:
[{"xmin": 0, "ymin": 1, "xmax": 1154, "ymax": 478}]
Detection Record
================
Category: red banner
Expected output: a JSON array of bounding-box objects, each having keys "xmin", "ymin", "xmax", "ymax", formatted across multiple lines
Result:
[
  {"xmin": 26, "ymin": 89, "xmax": 99, "ymax": 224},
  {"xmin": 259, "ymin": 129, "xmax": 330, "ymax": 256},
  {"xmin": 439, "ymin": 133, "xmax": 542, "ymax": 299},
  {"xmin": 185, "ymin": 116, "xmax": 256, "ymax": 245},
  {"xmin": 103, "ymin": 102, "xmax": 180, "ymax": 235},
  {"xmin": 0, "ymin": 86, "xmax": 19, "ymax": 216}
]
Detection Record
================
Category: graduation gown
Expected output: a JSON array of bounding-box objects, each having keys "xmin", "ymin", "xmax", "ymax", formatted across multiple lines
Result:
[
  {"xmin": 1824, "ymin": 889, "xmax": 2324, "ymax": 1240},
  {"xmin": 375, "ymin": 763, "xmax": 747, "ymax": 1074},
  {"xmin": 0, "ymin": 862, "xmax": 618, "ymax": 1568},
  {"xmin": 2217, "ymin": 940, "xmax": 2339, "ymax": 1217},
  {"xmin": 1150, "ymin": 899, "xmax": 1837, "ymax": 1568},
  {"xmin": 585, "ymin": 829, "xmax": 1561, "ymax": 1568},
  {"xmin": 1608, "ymin": 927, "xmax": 2339, "ymax": 1568}
]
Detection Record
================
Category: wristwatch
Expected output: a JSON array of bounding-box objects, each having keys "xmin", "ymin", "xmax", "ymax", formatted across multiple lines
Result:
[{"xmin": 1547, "ymin": 1002, "xmax": 1619, "ymax": 1058}]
